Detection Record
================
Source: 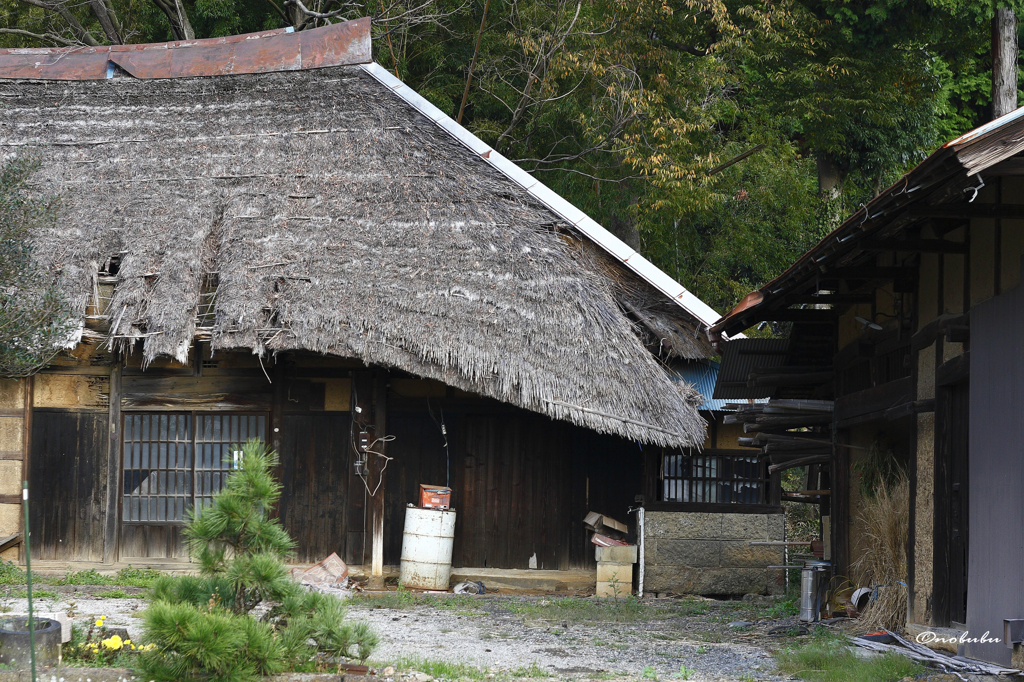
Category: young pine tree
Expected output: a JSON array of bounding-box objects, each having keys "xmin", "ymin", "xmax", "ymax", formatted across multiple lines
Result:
[{"xmin": 138, "ymin": 439, "xmax": 377, "ymax": 682}]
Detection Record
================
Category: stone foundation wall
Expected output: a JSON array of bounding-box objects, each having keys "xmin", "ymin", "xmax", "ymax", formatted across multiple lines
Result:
[{"xmin": 644, "ymin": 511, "xmax": 785, "ymax": 596}]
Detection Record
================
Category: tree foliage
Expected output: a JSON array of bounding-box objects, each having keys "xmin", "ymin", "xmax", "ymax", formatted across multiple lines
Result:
[
  {"xmin": 0, "ymin": 0, "xmax": 1015, "ymax": 316},
  {"xmin": 0, "ymin": 157, "xmax": 75, "ymax": 378},
  {"xmin": 138, "ymin": 439, "xmax": 377, "ymax": 682}
]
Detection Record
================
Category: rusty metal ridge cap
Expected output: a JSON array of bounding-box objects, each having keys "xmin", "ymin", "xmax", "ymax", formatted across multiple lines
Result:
[
  {"xmin": 711, "ymin": 145, "xmax": 961, "ymax": 339},
  {"xmin": 0, "ymin": 18, "xmax": 371, "ymax": 80}
]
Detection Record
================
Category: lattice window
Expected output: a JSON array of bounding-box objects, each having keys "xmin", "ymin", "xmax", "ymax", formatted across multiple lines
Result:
[
  {"xmin": 122, "ymin": 413, "xmax": 266, "ymax": 524},
  {"xmin": 661, "ymin": 451, "xmax": 765, "ymax": 504}
]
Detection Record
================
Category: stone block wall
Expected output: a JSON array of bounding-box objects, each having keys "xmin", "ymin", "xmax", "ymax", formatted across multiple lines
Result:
[{"xmin": 644, "ymin": 511, "xmax": 785, "ymax": 596}]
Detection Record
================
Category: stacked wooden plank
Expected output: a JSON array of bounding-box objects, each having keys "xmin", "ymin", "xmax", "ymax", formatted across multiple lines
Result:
[{"xmin": 725, "ymin": 399, "xmax": 834, "ymax": 474}]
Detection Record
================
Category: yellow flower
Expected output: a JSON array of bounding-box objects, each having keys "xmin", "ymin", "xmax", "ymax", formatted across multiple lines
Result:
[
  {"xmin": 95, "ymin": 619, "xmax": 104, "ymax": 627},
  {"xmin": 130, "ymin": 644, "xmax": 136, "ymax": 650},
  {"xmin": 101, "ymin": 635, "xmax": 123, "ymax": 650}
]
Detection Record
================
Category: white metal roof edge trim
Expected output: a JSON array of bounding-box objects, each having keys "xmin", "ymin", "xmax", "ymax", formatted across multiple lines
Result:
[{"xmin": 357, "ymin": 61, "xmax": 720, "ymax": 329}]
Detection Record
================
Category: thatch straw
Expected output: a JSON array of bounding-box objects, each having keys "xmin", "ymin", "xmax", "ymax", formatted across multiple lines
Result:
[
  {"xmin": 852, "ymin": 476, "xmax": 909, "ymax": 633},
  {"xmin": 0, "ymin": 65, "xmax": 709, "ymax": 448}
]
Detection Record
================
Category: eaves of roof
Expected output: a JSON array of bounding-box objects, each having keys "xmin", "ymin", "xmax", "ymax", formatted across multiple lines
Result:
[
  {"xmin": 356, "ymin": 62, "xmax": 722, "ymax": 330},
  {"xmin": 711, "ymin": 105, "xmax": 1024, "ymax": 341}
]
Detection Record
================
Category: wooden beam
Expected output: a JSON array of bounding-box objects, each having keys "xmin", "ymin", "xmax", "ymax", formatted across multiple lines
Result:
[
  {"xmin": 908, "ymin": 204, "xmax": 1024, "ymax": 220},
  {"xmin": 883, "ymin": 398, "xmax": 936, "ymax": 422},
  {"xmin": 0, "ymin": 495, "xmax": 19, "ymax": 505},
  {"xmin": 937, "ymin": 352, "xmax": 970, "ymax": 387},
  {"xmin": 820, "ymin": 266, "xmax": 917, "ymax": 281},
  {"xmin": 859, "ymin": 239, "xmax": 967, "ymax": 254},
  {"xmin": 790, "ymin": 294, "xmax": 875, "ymax": 305},
  {"xmin": 103, "ymin": 363, "xmax": 121, "ymax": 565},
  {"xmin": 750, "ymin": 309, "xmax": 836, "ymax": 323},
  {"xmin": 912, "ymin": 312, "xmax": 969, "ymax": 352},
  {"xmin": 0, "ymin": 409, "xmax": 23, "ymax": 418},
  {"xmin": 0, "ymin": 533, "xmax": 20, "ymax": 553},
  {"xmin": 835, "ymin": 376, "xmax": 914, "ymax": 427},
  {"xmin": 0, "ymin": 451, "xmax": 22, "ymax": 461}
]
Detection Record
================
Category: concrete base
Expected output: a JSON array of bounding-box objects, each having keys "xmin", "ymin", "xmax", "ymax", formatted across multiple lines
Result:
[{"xmin": 27, "ymin": 561, "xmax": 597, "ymax": 594}]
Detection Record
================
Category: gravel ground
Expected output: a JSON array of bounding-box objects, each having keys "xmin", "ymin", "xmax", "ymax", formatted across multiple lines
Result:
[
  {"xmin": 349, "ymin": 597, "xmax": 790, "ymax": 681},
  {"xmin": 1, "ymin": 585, "xmax": 802, "ymax": 681}
]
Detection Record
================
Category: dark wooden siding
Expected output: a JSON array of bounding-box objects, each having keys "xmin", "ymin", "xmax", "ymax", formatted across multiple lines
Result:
[
  {"xmin": 278, "ymin": 413, "xmax": 363, "ymax": 564},
  {"xmin": 384, "ymin": 405, "xmax": 643, "ymax": 570},
  {"xmin": 29, "ymin": 410, "xmax": 108, "ymax": 562},
  {"xmin": 966, "ymin": 285, "xmax": 1021, "ymax": 665}
]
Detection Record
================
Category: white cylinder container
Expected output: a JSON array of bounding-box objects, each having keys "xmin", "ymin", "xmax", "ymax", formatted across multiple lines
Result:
[{"xmin": 399, "ymin": 506, "xmax": 457, "ymax": 590}]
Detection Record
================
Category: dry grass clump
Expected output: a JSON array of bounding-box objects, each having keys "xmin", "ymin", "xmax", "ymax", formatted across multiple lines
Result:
[{"xmin": 852, "ymin": 476, "xmax": 909, "ymax": 633}]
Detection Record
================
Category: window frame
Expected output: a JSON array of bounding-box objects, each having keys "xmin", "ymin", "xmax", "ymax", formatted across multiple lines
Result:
[
  {"xmin": 120, "ymin": 411, "xmax": 269, "ymax": 526},
  {"xmin": 648, "ymin": 448, "xmax": 783, "ymax": 514}
]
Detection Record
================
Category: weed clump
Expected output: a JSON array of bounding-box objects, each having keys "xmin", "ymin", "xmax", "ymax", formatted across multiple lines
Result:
[
  {"xmin": 776, "ymin": 628, "xmax": 922, "ymax": 682},
  {"xmin": 136, "ymin": 439, "xmax": 377, "ymax": 682}
]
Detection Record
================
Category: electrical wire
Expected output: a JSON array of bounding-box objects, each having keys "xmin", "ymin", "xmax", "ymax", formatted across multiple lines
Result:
[{"xmin": 427, "ymin": 397, "xmax": 450, "ymax": 488}]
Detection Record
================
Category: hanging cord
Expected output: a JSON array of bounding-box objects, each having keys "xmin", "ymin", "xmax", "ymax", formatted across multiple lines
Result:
[{"xmin": 427, "ymin": 398, "xmax": 450, "ymax": 488}]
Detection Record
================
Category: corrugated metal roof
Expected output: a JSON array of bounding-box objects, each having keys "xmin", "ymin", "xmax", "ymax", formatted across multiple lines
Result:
[
  {"xmin": 672, "ymin": 360, "xmax": 730, "ymax": 411},
  {"xmin": 712, "ymin": 338, "xmax": 789, "ymax": 400}
]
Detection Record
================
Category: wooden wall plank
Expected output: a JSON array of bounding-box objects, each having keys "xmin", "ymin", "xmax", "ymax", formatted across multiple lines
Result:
[{"xmin": 29, "ymin": 411, "xmax": 107, "ymax": 562}]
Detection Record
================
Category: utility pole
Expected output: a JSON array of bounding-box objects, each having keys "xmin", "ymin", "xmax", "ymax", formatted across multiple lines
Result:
[{"xmin": 992, "ymin": 7, "xmax": 1019, "ymax": 119}]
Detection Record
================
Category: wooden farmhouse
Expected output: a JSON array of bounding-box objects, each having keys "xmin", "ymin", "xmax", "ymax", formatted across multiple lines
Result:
[
  {"xmin": 713, "ymin": 109, "xmax": 1024, "ymax": 664},
  {"xmin": 0, "ymin": 19, "xmax": 787, "ymax": 594}
]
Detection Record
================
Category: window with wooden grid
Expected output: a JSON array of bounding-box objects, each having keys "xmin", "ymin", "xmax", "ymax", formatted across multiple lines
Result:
[
  {"xmin": 660, "ymin": 450, "xmax": 766, "ymax": 504},
  {"xmin": 122, "ymin": 413, "xmax": 267, "ymax": 524}
]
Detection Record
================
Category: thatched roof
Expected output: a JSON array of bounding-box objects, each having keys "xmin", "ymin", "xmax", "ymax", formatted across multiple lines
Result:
[{"xmin": 0, "ymin": 20, "xmax": 711, "ymax": 447}]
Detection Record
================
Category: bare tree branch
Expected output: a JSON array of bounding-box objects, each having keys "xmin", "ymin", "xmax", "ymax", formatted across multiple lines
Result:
[
  {"xmin": 19, "ymin": 0, "xmax": 103, "ymax": 46},
  {"xmin": 88, "ymin": 0, "xmax": 122, "ymax": 43},
  {"xmin": 0, "ymin": 27, "xmax": 78, "ymax": 46},
  {"xmin": 286, "ymin": 0, "xmax": 359, "ymax": 20}
]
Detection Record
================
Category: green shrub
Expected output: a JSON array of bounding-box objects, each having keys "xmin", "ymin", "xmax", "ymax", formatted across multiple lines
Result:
[{"xmin": 137, "ymin": 439, "xmax": 377, "ymax": 682}]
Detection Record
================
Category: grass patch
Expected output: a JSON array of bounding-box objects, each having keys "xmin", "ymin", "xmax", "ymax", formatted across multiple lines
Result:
[
  {"xmin": 394, "ymin": 656, "xmax": 487, "ymax": 681},
  {"xmin": 351, "ymin": 588, "xmax": 481, "ymax": 612},
  {"xmin": 56, "ymin": 566, "xmax": 163, "ymax": 588},
  {"xmin": 95, "ymin": 589, "xmax": 132, "ymax": 599},
  {"xmin": 503, "ymin": 596, "xmax": 704, "ymax": 623},
  {"xmin": 775, "ymin": 629, "xmax": 923, "ymax": 682},
  {"xmin": 0, "ymin": 562, "xmax": 27, "ymax": 585},
  {"xmin": 508, "ymin": 662, "xmax": 552, "ymax": 678}
]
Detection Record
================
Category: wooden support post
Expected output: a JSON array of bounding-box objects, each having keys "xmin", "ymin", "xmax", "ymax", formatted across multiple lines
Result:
[
  {"xmin": 20, "ymin": 378, "xmax": 32, "ymax": 564},
  {"xmin": 352, "ymin": 372, "xmax": 383, "ymax": 587},
  {"xmin": 103, "ymin": 364, "xmax": 121, "ymax": 564},
  {"xmin": 369, "ymin": 373, "xmax": 388, "ymax": 588}
]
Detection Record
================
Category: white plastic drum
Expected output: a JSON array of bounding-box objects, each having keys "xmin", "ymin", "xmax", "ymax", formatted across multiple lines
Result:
[{"xmin": 399, "ymin": 506, "xmax": 457, "ymax": 590}]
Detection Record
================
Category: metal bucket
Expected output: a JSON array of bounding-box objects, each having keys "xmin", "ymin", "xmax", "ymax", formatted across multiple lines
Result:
[
  {"xmin": 399, "ymin": 506, "xmax": 457, "ymax": 590},
  {"xmin": 799, "ymin": 560, "xmax": 830, "ymax": 622}
]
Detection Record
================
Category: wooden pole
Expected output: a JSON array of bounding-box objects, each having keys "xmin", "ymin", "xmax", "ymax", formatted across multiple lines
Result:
[
  {"xmin": 369, "ymin": 373, "xmax": 388, "ymax": 588},
  {"xmin": 102, "ymin": 363, "xmax": 121, "ymax": 564},
  {"xmin": 993, "ymin": 7, "xmax": 1018, "ymax": 119},
  {"xmin": 352, "ymin": 372, "xmax": 383, "ymax": 588}
]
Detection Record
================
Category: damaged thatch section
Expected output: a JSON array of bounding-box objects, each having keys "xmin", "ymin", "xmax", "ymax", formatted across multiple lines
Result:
[{"xmin": 0, "ymin": 63, "xmax": 708, "ymax": 448}]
